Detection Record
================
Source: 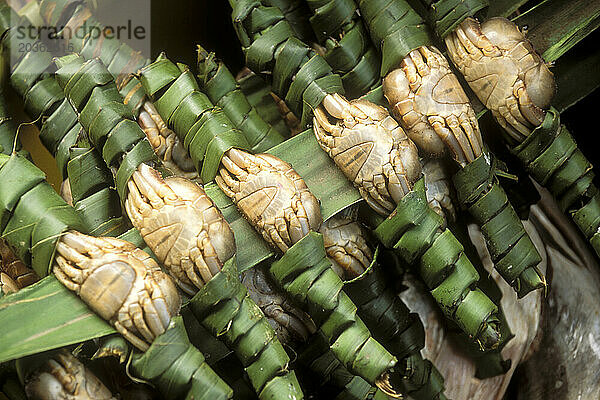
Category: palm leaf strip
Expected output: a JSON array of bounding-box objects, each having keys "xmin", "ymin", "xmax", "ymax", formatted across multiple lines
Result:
[{"xmin": 197, "ymin": 45, "xmax": 286, "ymax": 152}]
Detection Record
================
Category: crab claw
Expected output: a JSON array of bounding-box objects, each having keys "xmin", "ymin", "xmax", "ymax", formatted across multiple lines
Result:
[
  {"xmin": 137, "ymin": 100, "xmax": 199, "ymax": 180},
  {"xmin": 314, "ymin": 94, "xmax": 421, "ymax": 216},
  {"xmin": 320, "ymin": 215, "xmax": 373, "ymax": 280},
  {"xmin": 242, "ymin": 266, "xmax": 317, "ymax": 346},
  {"xmin": 217, "ymin": 148, "xmax": 322, "ymax": 253},
  {"xmin": 323, "ymin": 93, "xmax": 368, "ymax": 123}
]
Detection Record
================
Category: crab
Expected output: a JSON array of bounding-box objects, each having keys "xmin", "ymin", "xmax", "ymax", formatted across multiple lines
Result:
[
  {"xmin": 216, "ymin": 148, "xmax": 322, "ymax": 252},
  {"xmin": 383, "ymin": 46, "xmax": 484, "ymax": 167},
  {"xmin": 319, "ymin": 215, "xmax": 373, "ymax": 280},
  {"xmin": 445, "ymin": 17, "xmax": 555, "ymax": 143},
  {"xmin": 270, "ymin": 92, "xmax": 302, "ymax": 136},
  {"xmin": 137, "ymin": 100, "xmax": 199, "ymax": 180},
  {"xmin": 422, "ymin": 158, "xmax": 456, "ymax": 228},
  {"xmin": 125, "ymin": 163, "xmax": 235, "ymax": 295},
  {"xmin": 313, "ymin": 93, "xmax": 421, "ymax": 216},
  {"xmin": 53, "ymin": 231, "xmax": 181, "ymax": 351},
  {"xmin": 25, "ymin": 351, "xmax": 115, "ymax": 400},
  {"xmin": 242, "ymin": 266, "xmax": 317, "ymax": 346}
]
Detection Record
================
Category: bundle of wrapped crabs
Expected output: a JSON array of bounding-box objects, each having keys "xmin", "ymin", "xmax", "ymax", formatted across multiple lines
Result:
[{"xmin": 1, "ymin": 0, "xmax": 599, "ymax": 399}]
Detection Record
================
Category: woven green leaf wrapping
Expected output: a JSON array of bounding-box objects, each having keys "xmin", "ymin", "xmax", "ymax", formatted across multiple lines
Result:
[
  {"xmin": 305, "ymin": 0, "xmax": 381, "ymax": 98},
  {"xmin": 8, "ymin": 42, "xmax": 74, "ymax": 177},
  {"xmin": 188, "ymin": 258, "xmax": 304, "ymax": 400},
  {"xmin": 264, "ymin": 0, "xmax": 315, "ymax": 43},
  {"xmin": 420, "ymin": 0, "xmax": 489, "ymax": 38},
  {"xmin": 231, "ymin": 0, "xmax": 343, "ymax": 127},
  {"xmin": 270, "ymin": 232, "xmax": 397, "ymax": 385},
  {"xmin": 0, "ymin": 5, "xmax": 137, "ymax": 242},
  {"xmin": 0, "ymin": 92, "xmax": 18, "ymax": 155},
  {"xmin": 208, "ymin": 354, "xmax": 258, "ymax": 398},
  {"xmin": 0, "ymin": 3, "xmax": 10, "ymax": 36},
  {"xmin": 345, "ymin": 266, "xmax": 423, "ymax": 359},
  {"xmin": 0, "ymin": 160, "xmax": 229, "ymax": 397},
  {"xmin": 67, "ymin": 147, "xmax": 130, "ymax": 237},
  {"xmin": 0, "ymin": 11, "xmax": 54, "ymax": 109},
  {"xmin": 344, "ymin": 266, "xmax": 446, "ymax": 399},
  {"xmin": 446, "ymin": 218, "xmax": 514, "ymax": 378},
  {"xmin": 0, "ymin": 154, "xmax": 88, "ymax": 278},
  {"xmin": 512, "ymin": 0, "xmax": 600, "ymax": 63},
  {"xmin": 453, "ymin": 153, "xmax": 544, "ymax": 298},
  {"xmin": 373, "ymin": 178, "xmax": 501, "ymax": 350},
  {"xmin": 0, "ymin": 7, "xmax": 103, "ymax": 183},
  {"xmin": 43, "ymin": 107, "xmax": 80, "ymax": 179},
  {"xmin": 0, "ymin": 276, "xmax": 116, "ymax": 364},
  {"xmin": 494, "ymin": 163, "xmax": 540, "ymax": 221},
  {"xmin": 356, "ymin": 0, "xmax": 431, "ymax": 76},
  {"xmin": 197, "ymin": 46, "xmax": 286, "ymax": 152},
  {"xmin": 53, "ymin": 55, "xmax": 157, "ymax": 201},
  {"xmin": 38, "ymin": 0, "xmax": 148, "ymax": 79},
  {"xmin": 237, "ymin": 72, "xmax": 291, "ymax": 137},
  {"xmin": 0, "ymin": 6, "xmax": 78, "ymax": 178},
  {"xmin": 131, "ymin": 316, "xmax": 234, "ymax": 400},
  {"xmin": 1, "ymin": 7, "xmax": 133, "ymax": 240},
  {"xmin": 511, "ymin": 108, "xmax": 600, "ymax": 257},
  {"xmin": 37, "ymin": 0, "xmax": 149, "ymax": 115},
  {"xmin": 297, "ymin": 332, "xmax": 387, "ymax": 399},
  {"xmin": 138, "ymin": 54, "xmax": 250, "ymax": 182}
]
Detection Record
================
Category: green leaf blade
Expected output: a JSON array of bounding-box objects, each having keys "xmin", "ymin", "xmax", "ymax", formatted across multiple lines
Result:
[
  {"xmin": 269, "ymin": 129, "xmax": 362, "ymax": 221},
  {"xmin": 513, "ymin": 0, "xmax": 600, "ymax": 62},
  {"xmin": 0, "ymin": 276, "xmax": 114, "ymax": 363}
]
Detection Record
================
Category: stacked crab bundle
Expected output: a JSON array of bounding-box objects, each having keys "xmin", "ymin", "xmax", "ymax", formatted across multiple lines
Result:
[{"xmin": 0, "ymin": 0, "xmax": 598, "ymax": 399}]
